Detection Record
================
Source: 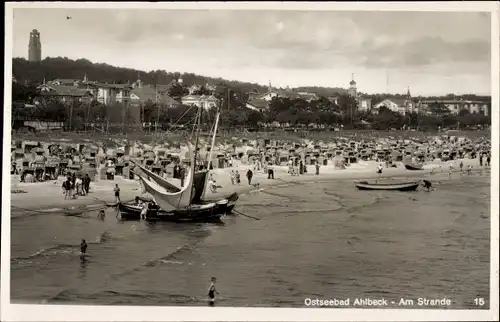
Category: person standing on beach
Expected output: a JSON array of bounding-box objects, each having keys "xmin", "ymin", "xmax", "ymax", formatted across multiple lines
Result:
[
  {"xmin": 114, "ymin": 184, "xmax": 121, "ymax": 203},
  {"xmin": 315, "ymin": 163, "xmax": 320, "ymax": 175},
  {"xmin": 84, "ymin": 174, "xmax": 91, "ymax": 195},
  {"xmin": 63, "ymin": 177, "xmax": 72, "ymax": 200},
  {"xmin": 467, "ymin": 164, "xmax": 472, "ymax": 176},
  {"xmin": 459, "ymin": 160, "xmax": 464, "ymax": 174},
  {"xmin": 448, "ymin": 164, "xmax": 453, "ymax": 176},
  {"xmin": 235, "ymin": 170, "xmax": 241, "ymax": 185},
  {"xmin": 487, "ymin": 155, "xmax": 490, "ymax": 167},
  {"xmin": 246, "ymin": 169, "xmax": 253, "ymax": 185},
  {"xmin": 377, "ymin": 163, "xmax": 383, "ymax": 177},
  {"xmin": 230, "ymin": 170, "xmax": 235, "ymax": 185},
  {"xmin": 479, "ymin": 154, "xmax": 483, "ymax": 167}
]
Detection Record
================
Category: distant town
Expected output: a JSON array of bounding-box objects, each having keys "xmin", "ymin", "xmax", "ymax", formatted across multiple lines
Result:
[{"xmin": 11, "ymin": 29, "xmax": 491, "ymax": 134}]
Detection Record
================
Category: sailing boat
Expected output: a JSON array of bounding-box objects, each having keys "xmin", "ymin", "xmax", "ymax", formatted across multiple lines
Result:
[{"xmin": 118, "ymin": 101, "xmax": 238, "ymax": 222}]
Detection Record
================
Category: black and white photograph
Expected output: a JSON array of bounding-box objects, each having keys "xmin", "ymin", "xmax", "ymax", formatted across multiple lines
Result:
[{"xmin": 2, "ymin": 2, "xmax": 499, "ymax": 321}]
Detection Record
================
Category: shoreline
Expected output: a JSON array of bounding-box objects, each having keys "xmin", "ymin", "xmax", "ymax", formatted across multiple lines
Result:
[{"xmin": 10, "ymin": 158, "xmax": 488, "ymax": 214}]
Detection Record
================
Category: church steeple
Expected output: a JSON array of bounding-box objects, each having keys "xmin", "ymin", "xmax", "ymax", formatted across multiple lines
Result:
[
  {"xmin": 406, "ymin": 86, "xmax": 411, "ymax": 99},
  {"xmin": 83, "ymin": 73, "xmax": 88, "ymax": 82},
  {"xmin": 135, "ymin": 71, "xmax": 143, "ymax": 88},
  {"xmin": 268, "ymin": 80, "xmax": 272, "ymax": 92},
  {"xmin": 348, "ymin": 73, "xmax": 357, "ymax": 97}
]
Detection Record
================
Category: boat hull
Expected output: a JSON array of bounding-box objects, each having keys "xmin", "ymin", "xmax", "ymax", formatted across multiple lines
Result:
[
  {"xmin": 117, "ymin": 193, "xmax": 238, "ymax": 223},
  {"xmin": 404, "ymin": 163, "xmax": 423, "ymax": 170},
  {"xmin": 355, "ymin": 181, "xmax": 420, "ymax": 191}
]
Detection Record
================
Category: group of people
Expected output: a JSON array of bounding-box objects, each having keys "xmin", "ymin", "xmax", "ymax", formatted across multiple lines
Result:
[
  {"xmin": 62, "ymin": 173, "xmax": 91, "ymax": 200},
  {"xmin": 288, "ymin": 159, "xmax": 321, "ymax": 176}
]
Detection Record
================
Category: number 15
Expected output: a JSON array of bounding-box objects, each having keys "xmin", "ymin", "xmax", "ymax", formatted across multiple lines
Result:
[{"xmin": 474, "ymin": 298, "xmax": 485, "ymax": 306}]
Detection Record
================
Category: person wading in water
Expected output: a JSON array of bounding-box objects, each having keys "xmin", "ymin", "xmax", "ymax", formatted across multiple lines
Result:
[
  {"xmin": 80, "ymin": 239, "xmax": 88, "ymax": 260},
  {"xmin": 114, "ymin": 184, "xmax": 121, "ymax": 203},
  {"xmin": 207, "ymin": 277, "xmax": 219, "ymax": 305},
  {"xmin": 421, "ymin": 180, "xmax": 434, "ymax": 191}
]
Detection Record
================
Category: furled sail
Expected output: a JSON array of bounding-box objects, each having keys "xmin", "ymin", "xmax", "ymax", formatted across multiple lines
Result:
[{"xmin": 134, "ymin": 143, "xmax": 196, "ymax": 210}]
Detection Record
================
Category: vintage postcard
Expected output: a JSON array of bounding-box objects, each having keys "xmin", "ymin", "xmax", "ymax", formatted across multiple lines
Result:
[{"xmin": 2, "ymin": 1, "xmax": 499, "ymax": 321}]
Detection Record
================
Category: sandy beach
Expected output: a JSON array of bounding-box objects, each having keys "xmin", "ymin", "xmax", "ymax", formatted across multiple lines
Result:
[{"xmin": 10, "ymin": 157, "xmax": 483, "ymax": 214}]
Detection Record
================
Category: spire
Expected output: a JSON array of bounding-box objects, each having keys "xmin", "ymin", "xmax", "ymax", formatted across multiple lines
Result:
[
  {"xmin": 43, "ymin": 77, "xmax": 46, "ymax": 85},
  {"xmin": 83, "ymin": 73, "xmax": 87, "ymax": 82},
  {"xmin": 406, "ymin": 86, "xmax": 411, "ymax": 99},
  {"xmin": 349, "ymin": 73, "xmax": 356, "ymax": 86},
  {"xmin": 268, "ymin": 80, "xmax": 272, "ymax": 91}
]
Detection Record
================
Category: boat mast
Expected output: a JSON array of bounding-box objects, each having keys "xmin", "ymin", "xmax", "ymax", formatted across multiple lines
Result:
[
  {"xmin": 207, "ymin": 104, "xmax": 221, "ymax": 167},
  {"xmin": 193, "ymin": 104, "xmax": 202, "ymax": 169}
]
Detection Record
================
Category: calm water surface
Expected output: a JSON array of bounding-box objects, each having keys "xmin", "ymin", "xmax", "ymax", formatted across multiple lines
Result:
[{"xmin": 11, "ymin": 172, "xmax": 491, "ymax": 308}]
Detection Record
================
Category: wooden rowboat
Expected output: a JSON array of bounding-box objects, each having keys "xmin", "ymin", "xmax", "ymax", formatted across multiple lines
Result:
[
  {"xmin": 404, "ymin": 162, "xmax": 424, "ymax": 170},
  {"xmin": 354, "ymin": 181, "xmax": 420, "ymax": 191}
]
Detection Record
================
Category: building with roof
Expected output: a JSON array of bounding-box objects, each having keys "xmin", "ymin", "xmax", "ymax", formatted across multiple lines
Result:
[
  {"xmin": 346, "ymin": 74, "xmax": 372, "ymax": 112},
  {"xmin": 371, "ymin": 87, "xmax": 418, "ymax": 116},
  {"xmin": 181, "ymin": 94, "xmax": 219, "ymax": 110},
  {"xmin": 36, "ymin": 83, "xmax": 93, "ymax": 103},
  {"xmin": 419, "ymin": 99, "xmax": 489, "ymax": 116},
  {"xmin": 245, "ymin": 99, "xmax": 269, "ymax": 112},
  {"xmin": 130, "ymin": 85, "xmax": 180, "ymax": 108}
]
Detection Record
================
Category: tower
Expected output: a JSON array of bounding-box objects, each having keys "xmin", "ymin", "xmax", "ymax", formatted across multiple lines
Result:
[
  {"xmin": 405, "ymin": 86, "xmax": 413, "ymax": 114},
  {"xmin": 28, "ymin": 29, "xmax": 42, "ymax": 62},
  {"xmin": 348, "ymin": 73, "xmax": 357, "ymax": 97}
]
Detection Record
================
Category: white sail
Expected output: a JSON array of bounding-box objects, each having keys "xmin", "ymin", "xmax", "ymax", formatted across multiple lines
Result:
[
  {"xmin": 132, "ymin": 161, "xmax": 181, "ymax": 192},
  {"xmin": 134, "ymin": 143, "xmax": 196, "ymax": 210}
]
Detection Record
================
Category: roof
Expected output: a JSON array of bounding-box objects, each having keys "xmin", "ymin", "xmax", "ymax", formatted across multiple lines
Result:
[
  {"xmin": 259, "ymin": 89, "xmax": 301, "ymax": 100},
  {"xmin": 87, "ymin": 83, "xmax": 132, "ymax": 90},
  {"xmin": 247, "ymin": 99, "xmax": 269, "ymax": 109},
  {"xmin": 131, "ymin": 86, "xmax": 180, "ymax": 105},
  {"xmin": 181, "ymin": 94, "xmax": 219, "ymax": 102},
  {"xmin": 38, "ymin": 84, "xmax": 92, "ymax": 97},
  {"xmin": 51, "ymin": 79, "xmax": 80, "ymax": 85},
  {"xmin": 374, "ymin": 98, "xmax": 407, "ymax": 108}
]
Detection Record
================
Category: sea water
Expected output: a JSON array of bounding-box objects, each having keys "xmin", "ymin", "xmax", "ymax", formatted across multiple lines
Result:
[{"xmin": 10, "ymin": 172, "xmax": 490, "ymax": 308}]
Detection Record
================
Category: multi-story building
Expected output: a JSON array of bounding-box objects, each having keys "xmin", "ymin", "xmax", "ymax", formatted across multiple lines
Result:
[
  {"xmin": 419, "ymin": 99, "xmax": 489, "ymax": 116},
  {"xmin": 371, "ymin": 87, "xmax": 416, "ymax": 116},
  {"xmin": 181, "ymin": 94, "xmax": 219, "ymax": 110}
]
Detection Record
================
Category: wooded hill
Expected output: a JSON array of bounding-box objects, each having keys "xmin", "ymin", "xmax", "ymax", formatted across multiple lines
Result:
[{"xmin": 12, "ymin": 57, "xmax": 347, "ymax": 96}]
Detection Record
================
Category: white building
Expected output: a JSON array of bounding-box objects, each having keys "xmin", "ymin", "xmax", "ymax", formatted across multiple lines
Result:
[{"xmin": 181, "ymin": 94, "xmax": 219, "ymax": 110}]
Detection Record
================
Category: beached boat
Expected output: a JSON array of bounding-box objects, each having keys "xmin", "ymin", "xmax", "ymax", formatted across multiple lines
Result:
[
  {"xmin": 124, "ymin": 99, "xmax": 239, "ymax": 222},
  {"xmin": 403, "ymin": 162, "xmax": 424, "ymax": 170},
  {"xmin": 354, "ymin": 181, "xmax": 420, "ymax": 191},
  {"xmin": 117, "ymin": 193, "xmax": 238, "ymax": 222}
]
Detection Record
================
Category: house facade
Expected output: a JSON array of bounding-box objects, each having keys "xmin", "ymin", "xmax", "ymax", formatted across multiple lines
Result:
[
  {"xmin": 86, "ymin": 83, "xmax": 132, "ymax": 105},
  {"xmin": 372, "ymin": 99, "xmax": 410, "ymax": 115},
  {"xmin": 420, "ymin": 99, "xmax": 489, "ymax": 116},
  {"xmin": 36, "ymin": 83, "xmax": 93, "ymax": 103},
  {"xmin": 181, "ymin": 94, "xmax": 219, "ymax": 110}
]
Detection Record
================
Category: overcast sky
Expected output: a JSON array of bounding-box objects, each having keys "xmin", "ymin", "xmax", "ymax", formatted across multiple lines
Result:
[{"xmin": 11, "ymin": 8, "xmax": 492, "ymax": 96}]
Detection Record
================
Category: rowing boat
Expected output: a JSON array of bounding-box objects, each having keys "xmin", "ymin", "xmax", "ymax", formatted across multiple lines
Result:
[{"xmin": 354, "ymin": 181, "xmax": 420, "ymax": 191}]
